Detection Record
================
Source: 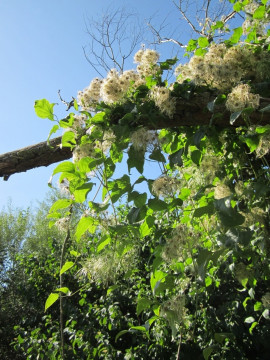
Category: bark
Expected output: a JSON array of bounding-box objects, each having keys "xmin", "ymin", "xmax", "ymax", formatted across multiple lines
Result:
[
  {"xmin": 0, "ymin": 94, "xmax": 269, "ymax": 179},
  {"xmin": 0, "ymin": 137, "xmax": 72, "ymax": 180}
]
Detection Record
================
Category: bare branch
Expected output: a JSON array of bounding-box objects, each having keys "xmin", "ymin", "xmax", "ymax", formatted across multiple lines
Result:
[
  {"xmin": 147, "ymin": 22, "xmax": 187, "ymax": 48},
  {"xmin": 84, "ymin": 7, "xmax": 144, "ymax": 74},
  {"xmin": 223, "ymin": 11, "xmax": 238, "ymax": 24},
  {"xmin": 173, "ymin": 0, "xmax": 203, "ymax": 36}
]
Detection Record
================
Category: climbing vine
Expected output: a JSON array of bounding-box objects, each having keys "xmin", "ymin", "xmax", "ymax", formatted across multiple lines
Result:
[{"xmin": 26, "ymin": 1, "xmax": 270, "ymax": 358}]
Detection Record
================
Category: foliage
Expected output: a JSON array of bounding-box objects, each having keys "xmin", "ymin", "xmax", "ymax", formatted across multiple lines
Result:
[{"xmin": 3, "ymin": 0, "xmax": 270, "ymax": 359}]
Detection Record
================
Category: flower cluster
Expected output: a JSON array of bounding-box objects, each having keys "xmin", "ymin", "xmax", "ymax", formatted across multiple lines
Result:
[
  {"xmin": 54, "ymin": 217, "xmax": 70, "ymax": 232},
  {"xmin": 130, "ymin": 128, "xmax": 159, "ymax": 152},
  {"xmin": 175, "ymin": 43, "xmax": 270, "ymax": 94},
  {"xmin": 241, "ymin": 206, "xmax": 266, "ymax": 228},
  {"xmin": 77, "ymin": 78, "xmax": 103, "ymax": 110},
  {"xmin": 76, "ymin": 48, "xmax": 176, "ymax": 118},
  {"xmin": 79, "ymin": 246, "xmax": 138, "ymax": 285},
  {"xmin": 225, "ymin": 84, "xmax": 260, "ymax": 113},
  {"xmin": 214, "ymin": 183, "xmax": 232, "ymax": 199},
  {"xmin": 160, "ymin": 294, "xmax": 188, "ymax": 334},
  {"xmin": 73, "ymin": 129, "xmax": 115, "ymax": 163},
  {"xmin": 73, "ymin": 143, "xmax": 95, "ymax": 162},
  {"xmin": 162, "ymin": 225, "xmax": 195, "ymax": 263},
  {"xmin": 234, "ymin": 263, "xmax": 253, "ymax": 285},
  {"xmin": 262, "ymin": 292, "xmax": 270, "ymax": 309},
  {"xmin": 150, "ymin": 86, "xmax": 176, "ymax": 118},
  {"xmin": 152, "ymin": 175, "xmax": 179, "ymax": 198},
  {"xmin": 256, "ymin": 131, "xmax": 270, "ymax": 158},
  {"xmin": 134, "ymin": 48, "xmax": 160, "ymax": 77}
]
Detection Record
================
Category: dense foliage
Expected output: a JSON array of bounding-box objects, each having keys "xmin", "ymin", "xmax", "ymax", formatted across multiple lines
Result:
[{"xmin": 1, "ymin": 0, "xmax": 270, "ymax": 359}]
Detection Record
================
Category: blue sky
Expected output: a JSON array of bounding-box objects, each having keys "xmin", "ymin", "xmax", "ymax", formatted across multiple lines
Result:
[
  {"xmin": 0, "ymin": 0, "xmax": 185, "ymax": 209},
  {"xmin": 0, "ymin": 0, "xmax": 235, "ymax": 209}
]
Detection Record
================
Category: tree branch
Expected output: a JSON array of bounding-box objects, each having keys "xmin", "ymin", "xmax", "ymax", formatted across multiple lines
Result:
[
  {"xmin": 0, "ymin": 137, "xmax": 72, "ymax": 180},
  {"xmin": 0, "ymin": 94, "xmax": 269, "ymax": 179}
]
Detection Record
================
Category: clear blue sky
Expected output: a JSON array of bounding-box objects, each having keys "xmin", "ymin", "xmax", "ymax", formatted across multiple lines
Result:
[{"xmin": 0, "ymin": 0, "xmax": 234, "ymax": 209}]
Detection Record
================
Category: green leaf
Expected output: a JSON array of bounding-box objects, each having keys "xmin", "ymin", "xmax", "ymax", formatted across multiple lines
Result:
[
  {"xmin": 136, "ymin": 298, "xmax": 153, "ymax": 316},
  {"xmin": 75, "ymin": 216, "xmax": 97, "ymax": 241},
  {"xmin": 244, "ymin": 316, "xmax": 255, "ymax": 324},
  {"xmin": 148, "ymin": 198, "xmax": 168, "ymax": 211},
  {"xmin": 130, "ymin": 325, "xmax": 148, "ymax": 332},
  {"xmin": 133, "ymin": 192, "xmax": 147, "ymax": 207},
  {"xmin": 215, "ymin": 198, "xmax": 245, "ymax": 227},
  {"xmin": 191, "ymin": 150, "xmax": 202, "ymax": 165},
  {"xmin": 230, "ymin": 111, "xmax": 242, "ymax": 125},
  {"xmin": 262, "ymin": 309, "xmax": 270, "ymax": 319},
  {"xmin": 198, "ymin": 37, "xmax": 209, "ymax": 48},
  {"xmin": 73, "ymin": 183, "xmax": 94, "ymax": 203},
  {"xmin": 255, "ymin": 125, "xmax": 270, "ymax": 134},
  {"xmin": 205, "ymin": 276, "xmax": 212, "ymax": 287},
  {"xmin": 241, "ymin": 134, "xmax": 259, "ymax": 152},
  {"xmin": 159, "ymin": 57, "xmax": 178, "ymax": 70},
  {"xmin": 150, "ymin": 269, "xmax": 167, "ymax": 295},
  {"xmin": 197, "ymin": 249, "xmax": 212, "ymax": 281},
  {"xmin": 49, "ymin": 199, "xmax": 72, "ymax": 213},
  {"xmin": 230, "ymin": 27, "xmax": 243, "ymax": 44},
  {"xmin": 195, "ymin": 48, "xmax": 207, "ymax": 56},
  {"xmin": 60, "ymin": 261, "xmax": 74, "ymax": 275},
  {"xmin": 127, "ymin": 145, "xmax": 145, "ymax": 174},
  {"xmin": 74, "ymin": 99, "xmax": 79, "ymax": 111},
  {"xmin": 186, "ymin": 39, "xmax": 198, "ymax": 52},
  {"xmin": 107, "ymin": 284, "xmax": 119, "ymax": 295},
  {"xmin": 45, "ymin": 293, "xmax": 59, "ymax": 311},
  {"xmin": 97, "ymin": 236, "xmax": 111, "ymax": 252},
  {"xmin": 115, "ymin": 330, "xmax": 129, "ymax": 342},
  {"xmin": 53, "ymin": 161, "xmax": 75, "ymax": 175},
  {"xmin": 140, "ymin": 215, "xmax": 155, "ymax": 237},
  {"xmin": 34, "ymin": 99, "xmax": 55, "ymax": 120},
  {"xmin": 179, "ymin": 188, "xmax": 191, "ymax": 200},
  {"xmin": 70, "ymin": 250, "xmax": 80, "ymax": 257},
  {"xmin": 203, "ymin": 346, "xmax": 217, "ymax": 360},
  {"xmin": 214, "ymin": 333, "xmax": 234, "ymax": 344},
  {"xmin": 59, "ymin": 114, "xmax": 75, "ymax": 128},
  {"xmin": 62, "ymin": 131, "xmax": 76, "ymax": 148},
  {"xmin": 259, "ymin": 104, "xmax": 270, "ymax": 113},
  {"xmin": 91, "ymin": 111, "xmax": 105, "ymax": 124},
  {"xmin": 253, "ymin": 5, "xmax": 265, "ymax": 19},
  {"xmin": 149, "ymin": 148, "xmax": 166, "ymax": 163},
  {"xmin": 55, "ymin": 287, "xmax": 70, "ymax": 294},
  {"xmin": 110, "ymin": 142, "xmax": 124, "ymax": 163},
  {"xmin": 47, "ymin": 124, "xmax": 60, "ymax": 142},
  {"xmin": 249, "ymin": 322, "xmax": 258, "ymax": 334},
  {"xmin": 254, "ymin": 301, "xmax": 262, "ymax": 311},
  {"xmin": 128, "ymin": 206, "xmax": 147, "ymax": 224},
  {"xmin": 233, "ymin": 2, "xmax": 243, "ymax": 12},
  {"xmin": 194, "ymin": 203, "xmax": 214, "ymax": 217},
  {"xmin": 169, "ymin": 148, "xmax": 183, "ymax": 167}
]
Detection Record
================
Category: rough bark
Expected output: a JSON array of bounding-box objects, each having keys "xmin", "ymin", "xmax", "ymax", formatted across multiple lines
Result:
[
  {"xmin": 0, "ymin": 137, "xmax": 72, "ymax": 180},
  {"xmin": 0, "ymin": 94, "xmax": 269, "ymax": 180}
]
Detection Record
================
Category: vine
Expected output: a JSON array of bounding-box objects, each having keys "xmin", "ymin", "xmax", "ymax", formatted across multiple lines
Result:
[{"xmin": 30, "ymin": 1, "xmax": 270, "ymax": 358}]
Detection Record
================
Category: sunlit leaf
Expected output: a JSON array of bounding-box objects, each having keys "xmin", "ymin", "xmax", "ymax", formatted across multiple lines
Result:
[
  {"xmin": 34, "ymin": 99, "xmax": 55, "ymax": 121},
  {"xmin": 253, "ymin": 5, "xmax": 265, "ymax": 19},
  {"xmin": 75, "ymin": 216, "xmax": 97, "ymax": 241},
  {"xmin": 49, "ymin": 199, "xmax": 72, "ymax": 213},
  {"xmin": 55, "ymin": 287, "xmax": 70, "ymax": 294},
  {"xmin": 53, "ymin": 161, "xmax": 75, "ymax": 175},
  {"xmin": 60, "ymin": 261, "xmax": 74, "ymax": 275},
  {"xmin": 45, "ymin": 293, "xmax": 59, "ymax": 311}
]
